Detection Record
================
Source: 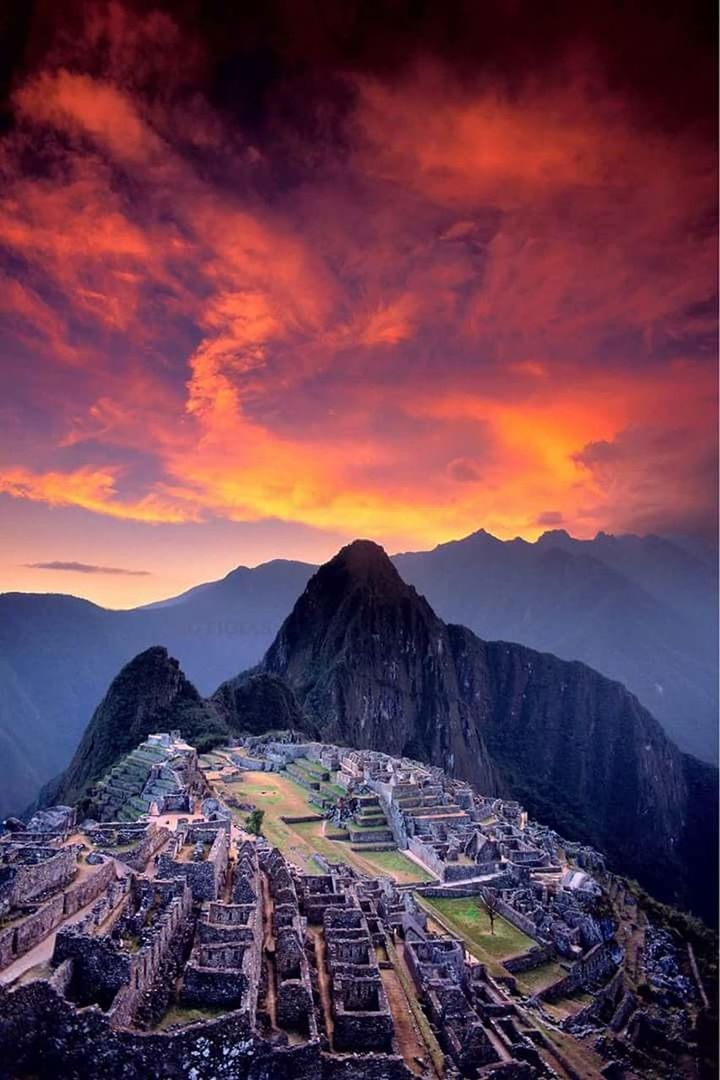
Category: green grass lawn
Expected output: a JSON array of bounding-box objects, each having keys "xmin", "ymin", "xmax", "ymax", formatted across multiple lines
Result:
[
  {"xmin": 322, "ymin": 782, "xmax": 347, "ymax": 797},
  {"xmin": 155, "ymin": 1004, "xmax": 226, "ymax": 1030},
  {"xmin": 212, "ymin": 769, "xmax": 431, "ymax": 884},
  {"xmin": 356, "ymin": 848, "xmax": 433, "ymax": 885},
  {"xmin": 294, "ymin": 757, "xmax": 327, "ymax": 776},
  {"xmin": 514, "ymin": 960, "xmax": 568, "ymax": 994},
  {"xmin": 420, "ymin": 896, "xmax": 534, "ymax": 963}
]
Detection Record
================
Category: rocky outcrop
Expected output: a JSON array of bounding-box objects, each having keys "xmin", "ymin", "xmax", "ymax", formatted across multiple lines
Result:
[{"xmin": 258, "ymin": 541, "xmax": 717, "ymax": 921}]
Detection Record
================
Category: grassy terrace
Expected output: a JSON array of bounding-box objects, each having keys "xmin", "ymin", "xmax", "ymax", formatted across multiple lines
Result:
[
  {"xmin": 293, "ymin": 757, "xmax": 327, "ymax": 777},
  {"xmin": 155, "ymin": 1004, "xmax": 226, "ymax": 1031},
  {"xmin": 417, "ymin": 895, "xmax": 535, "ymax": 978},
  {"xmin": 212, "ymin": 769, "xmax": 432, "ymax": 884}
]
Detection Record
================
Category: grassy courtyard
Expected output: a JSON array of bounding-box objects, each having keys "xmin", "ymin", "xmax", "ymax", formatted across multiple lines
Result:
[
  {"xmin": 213, "ymin": 769, "xmax": 432, "ymax": 884},
  {"xmin": 418, "ymin": 895, "xmax": 534, "ymax": 970}
]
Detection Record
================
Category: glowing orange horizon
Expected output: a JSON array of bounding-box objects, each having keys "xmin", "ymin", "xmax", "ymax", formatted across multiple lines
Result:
[{"xmin": 0, "ymin": 7, "xmax": 716, "ymax": 608}]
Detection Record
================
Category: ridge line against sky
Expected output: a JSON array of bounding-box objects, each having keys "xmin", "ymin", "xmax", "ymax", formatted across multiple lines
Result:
[
  {"xmin": 0, "ymin": 0, "xmax": 717, "ymax": 607},
  {"xmin": 1, "ymin": 525, "xmax": 713, "ymax": 611}
]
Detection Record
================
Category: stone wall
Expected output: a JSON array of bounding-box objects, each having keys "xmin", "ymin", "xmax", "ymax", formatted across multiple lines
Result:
[
  {"xmin": 181, "ymin": 962, "xmax": 248, "ymax": 1007},
  {"xmin": 53, "ymin": 877, "xmax": 192, "ymax": 1017},
  {"xmin": 0, "ymin": 893, "xmax": 65, "ymax": 969},
  {"xmin": 277, "ymin": 979, "xmax": 314, "ymax": 1032},
  {"xmin": 407, "ymin": 836, "xmax": 480, "ymax": 881},
  {"xmin": 17, "ymin": 892, "xmax": 65, "ymax": 953},
  {"xmin": 492, "ymin": 896, "xmax": 541, "ymax": 941},
  {"xmin": 63, "ymin": 859, "xmax": 116, "ymax": 917},
  {"xmin": 502, "ymin": 945, "xmax": 555, "ymax": 975},
  {"xmin": 322, "ymin": 1054, "xmax": 414, "ymax": 1080},
  {"xmin": 415, "ymin": 875, "xmax": 513, "ymax": 901},
  {"xmin": 123, "ymin": 825, "xmax": 170, "ymax": 871},
  {"xmin": 538, "ymin": 940, "xmax": 618, "ymax": 1002},
  {"xmin": 0, "ymin": 977, "xmax": 328, "ymax": 1079},
  {"xmin": 157, "ymin": 826, "xmax": 228, "ymax": 901},
  {"xmin": 4, "ymin": 846, "xmax": 76, "ymax": 905}
]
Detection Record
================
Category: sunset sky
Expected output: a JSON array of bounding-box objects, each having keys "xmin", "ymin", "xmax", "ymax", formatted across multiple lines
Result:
[{"xmin": 0, "ymin": 1, "xmax": 717, "ymax": 607}]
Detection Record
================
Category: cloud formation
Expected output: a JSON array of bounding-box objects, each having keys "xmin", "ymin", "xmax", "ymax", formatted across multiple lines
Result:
[
  {"xmin": 26, "ymin": 561, "xmax": 150, "ymax": 576},
  {"xmin": 0, "ymin": 0, "xmax": 716, "ymax": 565}
]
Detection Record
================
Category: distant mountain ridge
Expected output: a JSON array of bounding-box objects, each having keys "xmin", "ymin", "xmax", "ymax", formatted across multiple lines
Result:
[
  {"xmin": 41, "ymin": 540, "xmax": 718, "ymax": 924},
  {"xmin": 1, "ymin": 526, "xmax": 716, "ymax": 816}
]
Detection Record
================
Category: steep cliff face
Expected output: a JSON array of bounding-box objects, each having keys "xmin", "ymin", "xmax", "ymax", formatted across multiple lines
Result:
[
  {"xmin": 262, "ymin": 540, "xmax": 499, "ymax": 793},
  {"xmin": 395, "ymin": 528, "xmax": 718, "ymax": 763},
  {"xmin": 41, "ymin": 647, "xmax": 227, "ymax": 809},
  {"xmin": 447, "ymin": 626, "xmax": 695, "ymax": 904},
  {"xmin": 260, "ymin": 541, "xmax": 717, "ymax": 920}
]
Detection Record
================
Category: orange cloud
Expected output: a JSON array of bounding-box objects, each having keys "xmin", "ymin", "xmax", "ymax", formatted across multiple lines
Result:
[
  {"xmin": 0, "ymin": 6, "xmax": 715, "ymax": 565},
  {"xmin": 15, "ymin": 70, "xmax": 165, "ymax": 164}
]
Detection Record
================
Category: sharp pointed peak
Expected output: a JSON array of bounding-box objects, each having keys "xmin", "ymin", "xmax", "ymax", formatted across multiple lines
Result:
[{"xmin": 323, "ymin": 539, "xmax": 399, "ymax": 578}]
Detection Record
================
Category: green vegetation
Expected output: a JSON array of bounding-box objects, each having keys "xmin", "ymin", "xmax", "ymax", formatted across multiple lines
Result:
[
  {"xmin": 321, "ymin": 782, "xmax": 346, "ymax": 797},
  {"xmin": 514, "ymin": 960, "xmax": 568, "ymax": 994},
  {"xmin": 155, "ymin": 1004, "xmax": 226, "ymax": 1030},
  {"xmin": 245, "ymin": 808, "xmax": 265, "ymax": 836},
  {"xmin": 212, "ymin": 768, "xmax": 431, "ymax": 883},
  {"xmin": 418, "ymin": 895, "xmax": 533, "ymax": 965},
  {"xmin": 295, "ymin": 757, "xmax": 326, "ymax": 776},
  {"xmin": 354, "ymin": 849, "xmax": 433, "ymax": 884},
  {"xmin": 45, "ymin": 647, "xmax": 229, "ymax": 809}
]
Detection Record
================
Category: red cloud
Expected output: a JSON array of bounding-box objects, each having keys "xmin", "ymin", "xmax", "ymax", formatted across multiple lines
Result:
[{"xmin": 0, "ymin": 7, "xmax": 715, "ymax": 553}]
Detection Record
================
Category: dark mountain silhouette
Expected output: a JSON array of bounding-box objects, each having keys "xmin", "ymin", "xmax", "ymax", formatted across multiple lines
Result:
[
  {"xmin": 258, "ymin": 541, "xmax": 718, "ymax": 922},
  {"xmin": 0, "ymin": 527, "xmax": 716, "ymax": 817},
  {"xmin": 0, "ymin": 561, "xmax": 311, "ymax": 816},
  {"xmin": 212, "ymin": 670, "xmax": 313, "ymax": 737}
]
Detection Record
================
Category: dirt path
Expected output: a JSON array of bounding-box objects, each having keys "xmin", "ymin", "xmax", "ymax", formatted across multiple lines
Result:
[
  {"xmin": 259, "ymin": 872, "xmax": 278, "ymax": 1031},
  {"xmin": 379, "ymin": 961, "xmax": 430, "ymax": 1075},
  {"xmin": 308, "ymin": 926, "xmax": 335, "ymax": 1049},
  {"xmin": 0, "ymin": 863, "xmax": 126, "ymax": 985}
]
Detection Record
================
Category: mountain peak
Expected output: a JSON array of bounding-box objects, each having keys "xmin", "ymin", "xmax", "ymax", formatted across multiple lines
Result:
[
  {"xmin": 326, "ymin": 539, "xmax": 398, "ymax": 579},
  {"xmin": 537, "ymin": 528, "xmax": 573, "ymax": 544},
  {"xmin": 287, "ymin": 539, "xmax": 411, "ymax": 624},
  {"xmin": 462, "ymin": 527, "xmax": 501, "ymax": 544}
]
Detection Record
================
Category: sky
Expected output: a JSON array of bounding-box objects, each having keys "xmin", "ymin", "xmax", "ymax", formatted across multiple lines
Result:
[{"xmin": 0, "ymin": 0, "xmax": 717, "ymax": 608}]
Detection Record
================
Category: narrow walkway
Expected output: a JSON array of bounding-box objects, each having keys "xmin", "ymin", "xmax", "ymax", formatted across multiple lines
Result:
[
  {"xmin": 308, "ymin": 926, "xmax": 334, "ymax": 1049},
  {"xmin": 0, "ymin": 863, "xmax": 124, "ymax": 985},
  {"xmin": 379, "ymin": 960, "xmax": 429, "ymax": 1075},
  {"xmin": 259, "ymin": 872, "xmax": 278, "ymax": 1031}
]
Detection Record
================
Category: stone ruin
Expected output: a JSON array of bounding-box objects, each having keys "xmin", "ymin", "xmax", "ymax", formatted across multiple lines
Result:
[
  {"xmin": 262, "ymin": 846, "xmax": 317, "ymax": 1038},
  {"xmin": 156, "ymin": 820, "xmax": 230, "ymax": 900},
  {"xmin": 0, "ymin": 733, "xmax": 708, "ymax": 1079},
  {"xmin": 53, "ymin": 875, "xmax": 193, "ymax": 1023},
  {"xmin": 88, "ymin": 731, "xmax": 203, "ymax": 822},
  {"xmin": 323, "ymin": 905, "xmax": 393, "ymax": 1053}
]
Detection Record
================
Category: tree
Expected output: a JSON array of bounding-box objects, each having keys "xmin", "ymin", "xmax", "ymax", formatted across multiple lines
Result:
[
  {"xmin": 245, "ymin": 808, "xmax": 265, "ymax": 836},
  {"xmin": 480, "ymin": 887, "xmax": 500, "ymax": 935}
]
